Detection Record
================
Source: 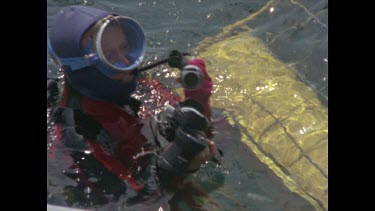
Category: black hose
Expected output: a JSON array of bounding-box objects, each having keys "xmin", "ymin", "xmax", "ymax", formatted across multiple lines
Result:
[
  {"xmin": 138, "ymin": 52, "xmax": 192, "ymax": 72},
  {"xmin": 138, "ymin": 58, "xmax": 170, "ymax": 72}
]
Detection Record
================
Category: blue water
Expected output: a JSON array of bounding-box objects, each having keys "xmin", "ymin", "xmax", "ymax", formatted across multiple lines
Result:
[{"xmin": 47, "ymin": 0, "xmax": 327, "ymax": 210}]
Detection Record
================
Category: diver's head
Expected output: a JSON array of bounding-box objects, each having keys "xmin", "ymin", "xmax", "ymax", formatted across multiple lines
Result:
[{"xmin": 48, "ymin": 6, "xmax": 146, "ymax": 105}]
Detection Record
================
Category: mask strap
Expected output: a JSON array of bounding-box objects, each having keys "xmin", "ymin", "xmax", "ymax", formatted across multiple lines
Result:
[{"xmin": 55, "ymin": 40, "xmax": 98, "ymax": 71}]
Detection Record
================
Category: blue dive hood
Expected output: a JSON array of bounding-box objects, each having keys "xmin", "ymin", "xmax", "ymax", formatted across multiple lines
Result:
[{"xmin": 49, "ymin": 6, "xmax": 111, "ymax": 58}]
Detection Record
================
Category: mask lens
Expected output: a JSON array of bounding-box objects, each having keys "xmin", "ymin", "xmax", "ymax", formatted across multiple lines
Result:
[{"xmin": 96, "ymin": 16, "xmax": 146, "ymax": 72}]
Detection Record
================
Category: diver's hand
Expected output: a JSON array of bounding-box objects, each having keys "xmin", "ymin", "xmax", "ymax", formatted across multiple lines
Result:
[
  {"xmin": 187, "ymin": 140, "xmax": 218, "ymax": 171},
  {"xmin": 168, "ymin": 50, "xmax": 184, "ymax": 69}
]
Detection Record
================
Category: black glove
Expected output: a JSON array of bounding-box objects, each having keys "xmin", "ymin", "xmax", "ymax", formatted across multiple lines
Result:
[{"xmin": 168, "ymin": 50, "xmax": 185, "ymax": 70}]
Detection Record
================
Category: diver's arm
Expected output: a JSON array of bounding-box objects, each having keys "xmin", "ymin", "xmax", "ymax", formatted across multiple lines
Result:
[{"xmin": 51, "ymin": 107, "xmax": 88, "ymax": 150}]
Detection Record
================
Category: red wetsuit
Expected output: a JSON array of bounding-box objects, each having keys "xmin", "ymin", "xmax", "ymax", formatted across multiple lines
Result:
[{"xmin": 48, "ymin": 59, "xmax": 213, "ymax": 195}]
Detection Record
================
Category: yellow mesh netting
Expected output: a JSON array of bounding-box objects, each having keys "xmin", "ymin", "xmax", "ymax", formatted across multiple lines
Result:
[{"xmin": 193, "ymin": 28, "xmax": 328, "ymax": 211}]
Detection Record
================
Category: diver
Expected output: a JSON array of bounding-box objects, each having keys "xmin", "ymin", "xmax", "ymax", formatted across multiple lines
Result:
[{"xmin": 47, "ymin": 5, "xmax": 222, "ymax": 207}]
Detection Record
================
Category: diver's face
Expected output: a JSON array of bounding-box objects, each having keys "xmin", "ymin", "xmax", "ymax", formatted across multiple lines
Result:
[
  {"xmin": 101, "ymin": 24, "xmax": 135, "ymax": 83},
  {"xmin": 101, "ymin": 24, "xmax": 131, "ymax": 65}
]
